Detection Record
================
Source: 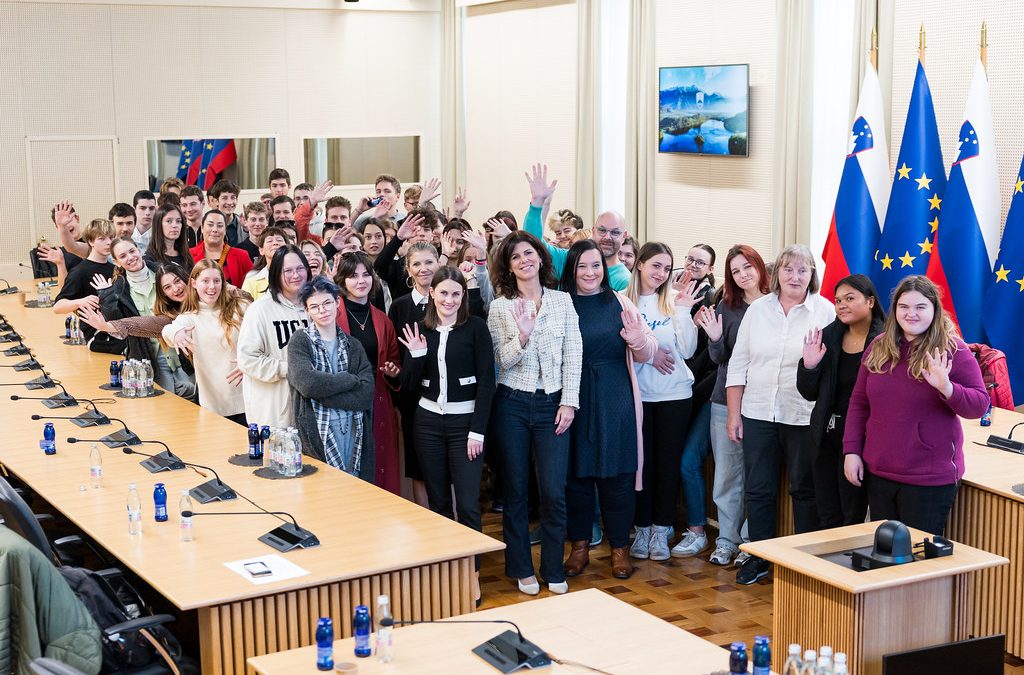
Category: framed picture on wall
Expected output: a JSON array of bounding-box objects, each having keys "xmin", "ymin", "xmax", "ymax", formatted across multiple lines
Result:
[{"xmin": 658, "ymin": 64, "xmax": 749, "ymax": 156}]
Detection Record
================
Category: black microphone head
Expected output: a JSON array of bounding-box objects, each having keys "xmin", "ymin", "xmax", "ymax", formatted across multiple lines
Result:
[
  {"xmin": 10, "ymin": 395, "xmax": 18, "ymax": 400},
  {"xmin": 181, "ymin": 510, "xmax": 193, "ymax": 518},
  {"xmin": 30, "ymin": 414, "xmax": 41, "ymax": 420},
  {"xmin": 67, "ymin": 437, "xmax": 78, "ymax": 443},
  {"xmin": 121, "ymin": 447, "xmax": 133, "ymax": 455}
]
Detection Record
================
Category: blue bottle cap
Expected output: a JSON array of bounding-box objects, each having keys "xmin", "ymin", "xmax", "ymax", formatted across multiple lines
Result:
[{"xmin": 731, "ymin": 642, "xmax": 746, "ymax": 651}]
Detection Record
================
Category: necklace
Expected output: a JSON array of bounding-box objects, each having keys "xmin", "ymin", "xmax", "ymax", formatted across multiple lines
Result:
[{"xmin": 346, "ymin": 303, "xmax": 370, "ymax": 331}]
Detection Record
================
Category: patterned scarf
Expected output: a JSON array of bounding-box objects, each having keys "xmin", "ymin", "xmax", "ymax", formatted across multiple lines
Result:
[{"xmin": 304, "ymin": 325, "xmax": 365, "ymax": 474}]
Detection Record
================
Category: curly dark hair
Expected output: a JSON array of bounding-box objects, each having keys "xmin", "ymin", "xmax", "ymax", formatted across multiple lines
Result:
[{"xmin": 488, "ymin": 230, "xmax": 558, "ymax": 299}]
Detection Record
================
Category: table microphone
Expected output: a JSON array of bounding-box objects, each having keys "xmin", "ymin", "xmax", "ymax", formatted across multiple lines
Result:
[
  {"xmin": 0, "ymin": 358, "xmax": 44, "ymax": 371},
  {"xmin": 9, "ymin": 381, "xmax": 79, "ymax": 407},
  {"xmin": 32, "ymin": 411, "xmax": 109, "ymax": 428},
  {"xmin": 0, "ymin": 373, "xmax": 56, "ymax": 390},
  {"xmin": 2, "ymin": 340, "xmax": 30, "ymax": 356},
  {"xmin": 120, "ymin": 447, "xmax": 234, "ymax": 502},
  {"xmin": 0, "ymin": 332, "xmax": 23, "ymax": 342},
  {"xmin": 0, "ymin": 279, "xmax": 18, "ymax": 295},
  {"xmin": 62, "ymin": 416, "xmax": 139, "ymax": 446},
  {"xmin": 985, "ymin": 421, "xmax": 1024, "ymax": 453},
  {"xmin": 110, "ymin": 442, "xmax": 189, "ymax": 474},
  {"xmin": 181, "ymin": 510, "xmax": 319, "ymax": 552},
  {"xmin": 391, "ymin": 619, "xmax": 551, "ymax": 671}
]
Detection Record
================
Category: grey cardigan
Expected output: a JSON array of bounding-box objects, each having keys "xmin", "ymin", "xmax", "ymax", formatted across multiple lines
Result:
[{"xmin": 286, "ymin": 328, "xmax": 377, "ymax": 483}]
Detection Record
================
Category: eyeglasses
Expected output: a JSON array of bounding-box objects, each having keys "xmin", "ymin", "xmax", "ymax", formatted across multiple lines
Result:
[
  {"xmin": 306, "ymin": 299, "xmax": 337, "ymax": 315},
  {"xmin": 595, "ymin": 226, "xmax": 625, "ymax": 238},
  {"xmin": 684, "ymin": 256, "xmax": 709, "ymax": 269}
]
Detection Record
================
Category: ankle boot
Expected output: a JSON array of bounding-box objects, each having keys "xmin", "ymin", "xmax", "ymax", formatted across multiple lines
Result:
[
  {"xmin": 611, "ymin": 546, "xmax": 635, "ymax": 579},
  {"xmin": 563, "ymin": 540, "xmax": 590, "ymax": 577}
]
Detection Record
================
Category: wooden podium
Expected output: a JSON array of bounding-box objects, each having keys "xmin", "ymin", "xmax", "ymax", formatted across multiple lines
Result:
[{"xmin": 742, "ymin": 522, "xmax": 1007, "ymax": 675}]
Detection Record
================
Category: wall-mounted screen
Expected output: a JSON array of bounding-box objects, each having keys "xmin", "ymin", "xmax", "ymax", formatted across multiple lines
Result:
[{"xmin": 658, "ymin": 64, "xmax": 748, "ymax": 156}]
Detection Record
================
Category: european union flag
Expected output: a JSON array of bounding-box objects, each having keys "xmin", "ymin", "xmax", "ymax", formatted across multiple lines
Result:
[
  {"xmin": 871, "ymin": 60, "xmax": 945, "ymax": 310},
  {"xmin": 175, "ymin": 140, "xmax": 193, "ymax": 180},
  {"xmin": 185, "ymin": 139, "xmax": 205, "ymax": 186},
  {"xmin": 982, "ymin": 155, "xmax": 1024, "ymax": 405}
]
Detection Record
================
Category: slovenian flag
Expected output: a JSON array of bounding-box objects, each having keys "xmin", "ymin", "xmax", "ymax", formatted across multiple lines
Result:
[
  {"xmin": 983, "ymin": 155, "xmax": 1024, "ymax": 405},
  {"xmin": 202, "ymin": 139, "xmax": 238, "ymax": 190},
  {"xmin": 871, "ymin": 59, "xmax": 945, "ymax": 311},
  {"xmin": 926, "ymin": 59, "xmax": 1000, "ymax": 342},
  {"xmin": 185, "ymin": 139, "xmax": 205, "ymax": 186},
  {"xmin": 821, "ymin": 65, "xmax": 890, "ymax": 302}
]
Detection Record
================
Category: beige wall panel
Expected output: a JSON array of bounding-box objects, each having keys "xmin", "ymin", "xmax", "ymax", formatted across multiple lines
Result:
[
  {"xmin": 0, "ymin": 3, "xmax": 31, "ymax": 252},
  {"xmin": 652, "ymin": 0, "xmax": 776, "ymax": 269},
  {"xmin": 463, "ymin": 0, "xmax": 577, "ymax": 226},
  {"xmin": 28, "ymin": 138, "xmax": 117, "ymax": 242}
]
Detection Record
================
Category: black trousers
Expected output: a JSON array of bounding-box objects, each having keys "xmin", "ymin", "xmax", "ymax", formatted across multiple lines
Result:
[
  {"xmin": 813, "ymin": 422, "xmax": 868, "ymax": 528},
  {"xmin": 866, "ymin": 472, "xmax": 958, "ymax": 536},
  {"xmin": 742, "ymin": 416, "xmax": 819, "ymax": 541},
  {"xmin": 414, "ymin": 408, "xmax": 483, "ymax": 568},
  {"xmin": 566, "ymin": 472, "xmax": 634, "ymax": 549},
  {"xmin": 635, "ymin": 399, "xmax": 691, "ymax": 527}
]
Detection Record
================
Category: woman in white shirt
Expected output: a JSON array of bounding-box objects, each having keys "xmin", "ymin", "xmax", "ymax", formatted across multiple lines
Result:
[
  {"xmin": 725, "ymin": 244, "xmax": 835, "ymax": 585},
  {"xmin": 162, "ymin": 259, "xmax": 249, "ymax": 424},
  {"xmin": 487, "ymin": 231, "xmax": 582, "ymax": 597}
]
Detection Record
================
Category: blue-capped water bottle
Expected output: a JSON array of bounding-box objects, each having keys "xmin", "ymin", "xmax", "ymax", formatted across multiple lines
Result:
[
  {"xmin": 981, "ymin": 402, "xmax": 993, "ymax": 426},
  {"xmin": 64, "ymin": 316, "xmax": 72, "ymax": 340},
  {"xmin": 753, "ymin": 635, "xmax": 771, "ymax": 675},
  {"xmin": 110, "ymin": 360, "xmax": 122, "ymax": 388},
  {"xmin": 260, "ymin": 425, "xmax": 271, "ymax": 457},
  {"xmin": 40, "ymin": 422, "xmax": 56, "ymax": 455},
  {"xmin": 153, "ymin": 483, "xmax": 168, "ymax": 522},
  {"xmin": 729, "ymin": 642, "xmax": 748, "ymax": 675},
  {"xmin": 315, "ymin": 617, "xmax": 334, "ymax": 670},
  {"xmin": 248, "ymin": 423, "xmax": 262, "ymax": 460},
  {"xmin": 353, "ymin": 605, "xmax": 371, "ymax": 658}
]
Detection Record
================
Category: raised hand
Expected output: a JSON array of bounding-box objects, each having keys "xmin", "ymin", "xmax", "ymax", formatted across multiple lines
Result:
[
  {"xmin": 511, "ymin": 298, "xmax": 537, "ymax": 345},
  {"xmin": 673, "ymin": 279, "xmax": 701, "ymax": 310},
  {"xmin": 486, "ymin": 218, "xmax": 511, "ymax": 242},
  {"xmin": 695, "ymin": 305, "xmax": 723, "ymax": 342},
  {"xmin": 53, "ymin": 200, "xmax": 76, "ymax": 230},
  {"xmin": 452, "ymin": 187, "xmax": 471, "ymax": 217},
  {"xmin": 76, "ymin": 305, "xmax": 112, "ymax": 333},
  {"xmin": 671, "ymin": 269, "xmax": 693, "ymax": 294},
  {"xmin": 397, "ymin": 213, "xmax": 425, "ymax": 241},
  {"xmin": 619, "ymin": 308, "xmax": 646, "ymax": 346},
  {"xmin": 525, "ymin": 163, "xmax": 558, "ymax": 207},
  {"xmin": 372, "ymin": 197, "xmax": 394, "ymax": 218},
  {"xmin": 419, "ymin": 178, "xmax": 442, "ymax": 205},
  {"xmin": 462, "ymin": 228, "xmax": 487, "ymax": 256},
  {"xmin": 923, "ymin": 348, "xmax": 953, "ymax": 397},
  {"xmin": 652, "ymin": 346, "xmax": 676, "ymax": 375},
  {"xmin": 802, "ymin": 328, "xmax": 827, "ymax": 369},
  {"xmin": 172, "ymin": 326, "xmax": 196, "ymax": 357},
  {"xmin": 459, "ymin": 261, "xmax": 479, "ymax": 288},
  {"xmin": 90, "ymin": 273, "xmax": 112, "ymax": 292},
  {"xmin": 329, "ymin": 224, "xmax": 354, "ymax": 251},
  {"xmin": 37, "ymin": 246, "xmax": 66, "ymax": 268},
  {"xmin": 441, "ymin": 231, "xmax": 460, "ymax": 259},
  {"xmin": 380, "ymin": 361, "xmax": 401, "ymax": 378},
  {"xmin": 398, "ymin": 322, "xmax": 427, "ymax": 353},
  {"xmin": 310, "ymin": 179, "xmax": 334, "ymax": 208}
]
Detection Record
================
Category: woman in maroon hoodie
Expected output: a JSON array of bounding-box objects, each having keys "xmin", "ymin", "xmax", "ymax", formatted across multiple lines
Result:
[{"xmin": 843, "ymin": 276, "xmax": 988, "ymax": 535}]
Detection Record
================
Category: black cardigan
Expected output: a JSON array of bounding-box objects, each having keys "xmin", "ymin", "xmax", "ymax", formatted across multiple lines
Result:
[
  {"xmin": 796, "ymin": 316, "xmax": 885, "ymax": 447},
  {"xmin": 97, "ymin": 277, "xmax": 150, "ymax": 362},
  {"xmin": 399, "ymin": 316, "xmax": 496, "ymax": 437}
]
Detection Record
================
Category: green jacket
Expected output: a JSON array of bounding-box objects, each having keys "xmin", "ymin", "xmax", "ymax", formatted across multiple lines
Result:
[{"xmin": 0, "ymin": 526, "xmax": 102, "ymax": 674}]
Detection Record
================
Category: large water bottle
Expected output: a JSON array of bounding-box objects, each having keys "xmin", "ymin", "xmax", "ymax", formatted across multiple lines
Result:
[
  {"xmin": 799, "ymin": 650, "xmax": 817, "ymax": 675},
  {"xmin": 143, "ymin": 360, "xmax": 154, "ymax": 396},
  {"xmin": 126, "ymin": 483, "xmax": 142, "ymax": 536},
  {"xmin": 353, "ymin": 605, "xmax": 371, "ymax": 658},
  {"xmin": 290, "ymin": 428, "xmax": 303, "ymax": 476},
  {"xmin": 782, "ymin": 643, "xmax": 802, "ymax": 675},
  {"xmin": 122, "ymin": 360, "xmax": 137, "ymax": 398},
  {"xmin": 281, "ymin": 429, "xmax": 296, "ymax": 477},
  {"xmin": 816, "ymin": 655, "xmax": 834, "ymax": 675},
  {"xmin": 315, "ymin": 617, "xmax": 334, "ymax": 671},
  {"xmin": 179, "ymin": 490, "xmax": 194, "ymax": 542},
  {"xmin": 267, "ymin": 428, "xmax": 280, "ymax": 473},
  {"xmin": 153, "ymin": 483, "xmax": 168, "ymax": 522},
  {"xmin": 375, "ymin": 594, "xmax": 394, "ymax": 663},
  {"xmin": 89, "ymin": 443, "xmax": 103, "ymax": 488},
  {"xmin": 753, "ymin": 636, "xmax": 771, "ymax": 675}
]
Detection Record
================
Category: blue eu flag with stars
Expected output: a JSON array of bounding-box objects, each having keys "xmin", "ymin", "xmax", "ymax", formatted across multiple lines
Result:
[{"xmin": 871, "ymin": 60, "xmax": 945, "ymax": 310}]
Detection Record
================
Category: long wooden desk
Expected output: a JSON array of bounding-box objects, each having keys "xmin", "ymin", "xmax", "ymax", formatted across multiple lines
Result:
[
  {"xmin": 742, "ymin": 522, "xmax": 1007, "ymax": 675},
  {"xmin": 247, "ymin": 588, "xmax": 733, "ymax": 674},
  {"xmin": 0, "ymin": 295, "xmax": 503, "ymax": 674},
  {"xmin": 950, "ymin": 406, "xmax": 1024, "ymax": 659}
]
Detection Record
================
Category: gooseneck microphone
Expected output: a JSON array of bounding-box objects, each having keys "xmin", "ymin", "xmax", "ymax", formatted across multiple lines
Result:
[
  {"xmin": 0, "ymin": 331, "xmax": 23, "ymax": 342},
  {"xmin": 121, "ymin": 448, "xmax": 234, "ymax": 502},
  {"xmin": 0, "ymin": 279, "xmax": 18, "ymax": 295},
  {"xmin": 32, "ymin": 410, "xmax": 109, "ymax": 428},
  {"xmin": 61, "ymin": 416, "xmax": 138, "ymax": 446},
  {"xmin": 181, "ymin": 510, "xmax": 319, "ymax": 552},
  {"xmin": 0, "ymin": 358, "xmax": 43, "ymax": 371},
  {"xmin": 2, "ymin": 340, "xmax": 30, "ymax": 356},
  {"xmin": 10, "ymin": 381, "xmax": 79, "ymax": 407},
  {"xmin": 390, "ymin": 619, "xmax": 552, "ymax": 671},
  {"xmin": 985, "ymin": 421, "xmax": 1024, "ymax": 454},
  {"xmin": 0, "ymin": 373, "xmax": 56, "ymax": 390},
  {"xmin": 110, "ymin": 443, "xmax": 189, "ymax": 474}
]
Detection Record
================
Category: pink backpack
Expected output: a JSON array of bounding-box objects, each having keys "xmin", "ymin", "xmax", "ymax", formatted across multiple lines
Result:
[{"xmin": 968, "ymin": 343, "xmax": 1015, "ymax": 411}]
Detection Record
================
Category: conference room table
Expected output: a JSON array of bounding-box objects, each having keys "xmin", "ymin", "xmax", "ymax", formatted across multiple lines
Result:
[
  {"xmin": 0, "ymin": 293, "xmax": 503, "ymax": 675},
  {"xmin": 247, "ymin": 588, "xmax": 735, "ymax": 674},
  {"xmin": 950, "ymin": 406, "xmax": 1024, "ymax": 659}
]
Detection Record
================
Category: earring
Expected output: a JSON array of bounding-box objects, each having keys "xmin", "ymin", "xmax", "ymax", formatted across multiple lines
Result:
[{"xmin": 406, "ymin": 276, "xmax": 414, "ymax": 289}]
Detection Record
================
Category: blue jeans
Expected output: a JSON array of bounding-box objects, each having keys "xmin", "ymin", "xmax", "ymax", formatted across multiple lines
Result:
[
  {"xmin": 680, "ymin": 401, "xmax": 711, "ymax": 527},
  {"xmin": 492, "ymin": 386, "xmax": 569, "ymax": 583}
]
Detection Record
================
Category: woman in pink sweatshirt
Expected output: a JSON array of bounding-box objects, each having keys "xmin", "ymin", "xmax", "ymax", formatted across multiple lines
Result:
[{"xmin": 843, "ymin": 276, "xmax": 988, "ymax": 535}]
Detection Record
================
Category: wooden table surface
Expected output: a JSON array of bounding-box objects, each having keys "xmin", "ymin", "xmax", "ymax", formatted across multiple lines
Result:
[
  {"xmin": 960, "ymin": 406, "xmax": 1024, "ymax": 503},
  {"xmin": 0, "ymin": 295, "xmax": 503, "ymax": 611},
  {"xmin": 741, "ymin": 521, "xmax": 1008, "ymax": 594},
  {"xmin": 247, "ymin": 588, "xmax": 735, "ymax": 674}
]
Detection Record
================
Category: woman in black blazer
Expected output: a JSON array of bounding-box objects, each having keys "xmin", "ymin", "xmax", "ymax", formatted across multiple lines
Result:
[
  {"xmin": 796, "ymin": 274, "xmax": 885, "ymax": 527},
  {"xmin": 399, "ymin": 266, "xmax": 495, "ymax": 605}
]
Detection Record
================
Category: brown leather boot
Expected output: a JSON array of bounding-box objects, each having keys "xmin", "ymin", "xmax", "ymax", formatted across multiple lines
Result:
[
  {"xmin": 563, "ymin": 540, "xmax": 590, "ymax": 577},
  {"xmin": 611, "ymin": 546, "xmax": 635, "ymax": 579}
]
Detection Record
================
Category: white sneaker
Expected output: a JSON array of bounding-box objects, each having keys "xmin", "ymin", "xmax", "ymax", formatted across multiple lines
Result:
[
  {"xmin": 733, "ymin": 551, "xmax": 752, "ymax": 568},
  {"xmin": 670, "ymin": 530, "xmax": 708, "ymax": 558},
  {"xmin": 649, "ymin": 525, "xmax": 673, "ymax": 561},
  {"xmin": 630, "ymin": 526, "xmax": 652, "ymax": 559},
  {"xmin": 708, "ymin": 544, "xmax": 736, "ymax": 566}
]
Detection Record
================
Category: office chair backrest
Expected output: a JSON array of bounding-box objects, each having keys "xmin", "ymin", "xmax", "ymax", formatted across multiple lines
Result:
[{"xmin": 0, "ymin": 475, "xmax": 53, "ymax": 559}]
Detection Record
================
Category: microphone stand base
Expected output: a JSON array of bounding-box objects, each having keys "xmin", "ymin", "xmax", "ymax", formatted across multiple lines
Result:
[
  {"xmin": 472, "ymin": 630, "xmax": 551, "ymax": 673},
  {"xmin": 25, "ymin": 375, "xmax": 55, "ymax": 390},
  {"xmin": 71, "ymin": 410, "xmax": 110, "ymax": 427},
  {"xmin": 140, "ymin": 451, "xmax": 186, "ymax": 473},
  {"xmin": 42, "ymin": 393, "xmax": 77, "ymax": 408},
  {"xmin": 13, "ymin": 359, "xmax": 41, "ymax": 371},
  {"xmin": 0, "ymin": 287, "xmax": 17, "ymax": 295},
  {"xmin": 259, "ymin": 522, "xmax": 320, "ymax": 552},
  {"xmin": 190, "ymin": 479, "xmax": 237, "ymax": 504},
  {"xmin": 99, "ymin": 428, "xmax": 141, "ymax": 447}
]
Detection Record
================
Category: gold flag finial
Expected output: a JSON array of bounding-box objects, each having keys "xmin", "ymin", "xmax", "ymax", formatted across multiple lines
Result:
[
  {"xmin": 980, "ymin": 22, "xmax": 988, "ymax": 70},
  {"xmin": 870, "ymin": 25, "xmax": 878, "ymax": 69},
  {"xmin": 919, "ymin": 24, "xmax": 927, "ymax": 65}
]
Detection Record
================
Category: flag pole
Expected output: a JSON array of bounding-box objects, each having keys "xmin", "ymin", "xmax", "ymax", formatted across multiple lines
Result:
[
  {"xmin": 918, "ymin": 24, "xmax": 926, "ymax": 66},
  {"xmin": 870, "ymin": 25, "xmax": 878, "ymax": 70},
  {"xmin": 980, "ymin": 22, "xmax": 988, "ymax": 71}
]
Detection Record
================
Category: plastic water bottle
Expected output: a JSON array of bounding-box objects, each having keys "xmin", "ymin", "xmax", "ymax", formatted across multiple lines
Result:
[
  {"xmin": 782, "ymin": 643, "xmax": 803, "ymax": 675},
  {"xmin": 290, "ymin": 428, "xmax": 303, "ymax": 476},
  {"xmin": 353, "ymin": 605, "xmax": 371, "ymax": 658},
  {"xmin": 89, "ymin": 443, "xmax": 103, "ymax": 488},
  {"xmin": 834, "ymin": 663, "xmax": 848, "ymax": 675},
  {"xmin": 65, "ymin": 316, "xmax": 72, "ymax": 340},
  {"xmin": 799, "ymin": 650, "xmax": 817, "ymax": 675},
  {"xmin": 145, "ymin": 360, "xmax": 155, "ymax": 395},
  {"xmin": 260, "ymin": 425, "xmax": 270, "ymax": 458},
  {"xmin": 122, "ymin": 361, "xmax": 137, "ymax": 398},
  {"xmin": 153, "ymin": 482, "xmax": 168, "ymax": 522},
  {"xmin": 109, "ymin": 360, "xmax": 122, "ymax": 388},
  {"xmin": 315, "ymin": 617, "xmax": 334, "ymax": 671},
  {"xmin": 127, "ymin": 483, "xmax": 142, "ymax": 535},
  {"xmin": 179, "ymin": 490, "xmax": 194, "ymax": 542},
  {"xmin": 981, "ymin": 402, "xmax": 993, "ymax": 426},
  {"xmin": 834, "ymin": 652, "xmax": 848, "ymax": 671},
  {"xmin": 375, "ymin": 594, "xmax": 394, "ymax": 663},
  {"xmin": 729, "ymin": 642, "xmax": 748, "ymax": 674},
  {"xmin": 267, "ymin": 428, "xmax": 279, "ymax": 473},
  {"xmin": 248, "ymin": 423, "xmax": 262, "ymax": 461},
  {"xmin": 817, "ymin": 655, "xmax": 834, "ymax": 675},
  {"xmin": 40, "ymin": 422, "xmax": 56, "ymax": 455},
  {"xmin": 753, "ymin": 636, "xmax": 771, "ymax": 675}
]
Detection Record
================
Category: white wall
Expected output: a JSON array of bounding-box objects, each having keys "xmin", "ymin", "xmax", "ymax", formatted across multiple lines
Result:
[
  {"xmin": 462, "ymin": 0, "xmax": 577, "ymax": 226},
  {"xmin": 652, "ymin": 0, "xmax": 776, "ymax": 269},
  {"xmin": 0, "ymin": 1, "xmax": 441, "ymax": 276}
]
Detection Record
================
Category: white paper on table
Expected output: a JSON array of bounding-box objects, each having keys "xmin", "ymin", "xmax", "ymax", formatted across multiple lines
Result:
[{"xmin": 224, "ymin": 554, "xmax": 310, "ymax": 585}]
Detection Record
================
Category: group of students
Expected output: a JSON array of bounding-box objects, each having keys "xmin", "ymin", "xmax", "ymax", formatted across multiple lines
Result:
[{"xmin": 37, "ymin": 163, "xmax": 990, "ymax": 602}]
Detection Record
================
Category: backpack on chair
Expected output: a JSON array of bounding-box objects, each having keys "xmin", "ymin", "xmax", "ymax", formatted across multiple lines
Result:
[{"xmin": 968, "ymin": 343, "xmax": 1015, "ymax": 411}]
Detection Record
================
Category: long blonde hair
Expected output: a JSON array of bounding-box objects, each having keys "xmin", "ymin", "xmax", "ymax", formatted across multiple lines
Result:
[
  {"xmin": 180, "ymin": 259, "xmax": 246, "ymax": 349},
  {"xmin": 626, "ymin": 242, "xmax": 676, "ymax": 318},
  {"xmin": 864, "ymin": 275, "xmax": 959, "ymax": 379}
]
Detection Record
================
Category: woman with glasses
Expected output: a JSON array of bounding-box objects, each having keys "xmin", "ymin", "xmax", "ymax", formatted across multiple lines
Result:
[
  {"xmin": 725, "ymin": 244, "xmax": 835, "ymax": 584},
  {"xmin": 237, "ymin": 245, "xmax": 311, "ymax": 428},
  {"xmin": 287, "ymin": 276, "xmax": 376, "ymax": 481}
]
